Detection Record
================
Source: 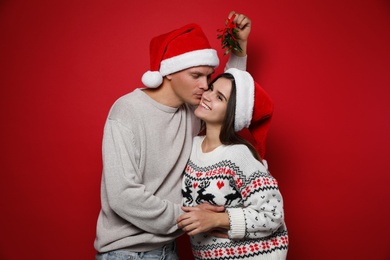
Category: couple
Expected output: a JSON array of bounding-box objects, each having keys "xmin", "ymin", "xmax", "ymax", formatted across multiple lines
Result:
[{"xmin": 94, "ymin": 11, "xmax": 288, "ymax": 260}]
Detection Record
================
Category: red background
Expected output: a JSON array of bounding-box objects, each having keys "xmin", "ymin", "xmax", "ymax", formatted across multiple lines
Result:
[{"xmin": 1, "ymin": 0, "xmax": 390, "ymax": 259}]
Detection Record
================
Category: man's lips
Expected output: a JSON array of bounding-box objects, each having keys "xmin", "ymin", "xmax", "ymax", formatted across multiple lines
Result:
[{"xmin": 194, "ymin": 93, "xmax": 203, "ymax": 99}]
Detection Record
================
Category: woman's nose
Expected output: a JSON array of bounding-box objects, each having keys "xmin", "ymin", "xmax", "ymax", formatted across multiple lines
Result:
[{"xmin": 202, "ymin": 91, "xmax": 211, "ymax": 101}]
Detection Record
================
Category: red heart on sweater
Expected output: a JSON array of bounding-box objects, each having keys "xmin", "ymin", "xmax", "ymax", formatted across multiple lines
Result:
[
  {"xmin": 193, "ymin": 183, "xmax": 198, "ymax": 188},
  {"xmin": 217, "ymin": 181, "xmax": 224, "ymax": 189}
]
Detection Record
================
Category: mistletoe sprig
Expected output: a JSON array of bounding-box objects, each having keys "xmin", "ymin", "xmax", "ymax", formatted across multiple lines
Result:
[{"xmin": 217, "ymin": 14, "xmax": 242, "ymax": 55}]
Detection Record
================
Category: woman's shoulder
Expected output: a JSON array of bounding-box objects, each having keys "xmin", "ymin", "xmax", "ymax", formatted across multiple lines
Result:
[
  {"xmin": 226, "ymin": 143, "xmax": 254, "ymax": 157},
  {"xmin": 225, "ymin": 144, "xmax": 268, "ymax": 172},
  {"xmin": 193, "ymin": 135, "xmax": 205, "ymax": 145},
  {"xmin": 191, "ymin": 136, "xmax": 205, "ymax": 152}
]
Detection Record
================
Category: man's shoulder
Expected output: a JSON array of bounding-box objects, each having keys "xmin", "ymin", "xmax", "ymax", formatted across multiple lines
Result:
[
  {"xmin": 113, "ymin": 89, "xmax": 143, "ymax": 106},
  {"xmin": 108, "ymin": 89, "xmax": 146, "ymax": 119},
  {"xmin": 224, "ymin": 145, "xmax": 261, "ymax": 167}
]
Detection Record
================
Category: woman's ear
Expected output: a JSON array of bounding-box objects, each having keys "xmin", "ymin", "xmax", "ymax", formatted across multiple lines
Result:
[{"xmin": 166, "ymin": 74, "xmax": 172, "ymax": 80}]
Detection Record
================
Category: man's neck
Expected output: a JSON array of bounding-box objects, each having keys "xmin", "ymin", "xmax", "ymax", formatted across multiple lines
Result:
[{"xmin": 142, "ymin": 81, "xmax": 183, "ymax": 108}]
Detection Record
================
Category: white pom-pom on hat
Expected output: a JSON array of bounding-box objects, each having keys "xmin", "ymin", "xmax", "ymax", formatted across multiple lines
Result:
[{"xmin": 141, "ymin": 71, "xmax": 163, "ymax": 88}]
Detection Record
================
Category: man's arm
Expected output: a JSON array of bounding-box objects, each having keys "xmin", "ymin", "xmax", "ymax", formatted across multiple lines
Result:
[
  {"xmin": 102, "ymin": 119, "xmax": 182, "ymax": 235},
  {"xmin": 225, "ymin": 11, "xmax": 251, "ymax": 71}
]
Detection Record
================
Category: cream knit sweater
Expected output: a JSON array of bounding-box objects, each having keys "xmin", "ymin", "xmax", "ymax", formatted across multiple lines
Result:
[{"xmin": 182, "ymin": 136, "xmax": 289, "ymax": 259}]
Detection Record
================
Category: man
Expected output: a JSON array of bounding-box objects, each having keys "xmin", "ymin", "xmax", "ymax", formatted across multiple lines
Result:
[{"xmin": 95, "ymin": 11, "xmax": 252, "ymax": 260}]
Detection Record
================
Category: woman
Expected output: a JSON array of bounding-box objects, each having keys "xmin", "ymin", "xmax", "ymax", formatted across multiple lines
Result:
[{"xmin": 177, "ymin": 68, "xmax": 288, "ymax": 259}]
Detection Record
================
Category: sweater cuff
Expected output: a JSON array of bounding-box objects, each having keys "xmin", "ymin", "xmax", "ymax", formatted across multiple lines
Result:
[
  {"xmin": 225, "ymin": 54, "xmax": 247, "ymax": 71},
  {"xmin": 226, "ymin": 208, "xmax": 246, "ymax": 239}
]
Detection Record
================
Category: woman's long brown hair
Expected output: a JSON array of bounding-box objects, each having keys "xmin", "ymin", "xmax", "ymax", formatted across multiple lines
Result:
[{"xmin": 203, "ymin": 73, "xmax": 261, "ymax": 161}]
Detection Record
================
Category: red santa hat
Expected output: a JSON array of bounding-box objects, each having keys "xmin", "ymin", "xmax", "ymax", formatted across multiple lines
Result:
[
  {"xmin": 225, "ymin": 68, "xmax": 274, "ymax": 158},
  {"xmin": 142, "ymin": 24, "xmax": 220, "ymax": 88}
]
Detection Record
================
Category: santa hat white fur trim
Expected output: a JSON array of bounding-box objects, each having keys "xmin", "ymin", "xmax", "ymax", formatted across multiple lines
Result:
[
  {"xmin": 160, "ymin": 49, "xmax": 219, "ymax": 76},
  {"xmin": 141, "ymin": 49, "xmax": 219, "ymax": 88},
  {"xmin": 225, "ymin": 68, "xmax": 255, "ymax": 132}
]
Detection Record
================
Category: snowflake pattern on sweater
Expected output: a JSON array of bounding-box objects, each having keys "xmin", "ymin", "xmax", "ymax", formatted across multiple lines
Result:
[{"xmin": 182, "ymin": 136, "xmax": 288, "ymax": 260}]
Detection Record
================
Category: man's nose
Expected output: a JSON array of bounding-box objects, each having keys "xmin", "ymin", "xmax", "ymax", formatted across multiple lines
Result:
[{"xmin": 199, "ymin": 79, "xmax": 208, "ymax": 90}]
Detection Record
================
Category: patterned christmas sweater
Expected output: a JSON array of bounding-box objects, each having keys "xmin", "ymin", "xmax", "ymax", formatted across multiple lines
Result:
[{"xmin": 182, "ymin": 136, "xmax": 288, "ymax": 260}]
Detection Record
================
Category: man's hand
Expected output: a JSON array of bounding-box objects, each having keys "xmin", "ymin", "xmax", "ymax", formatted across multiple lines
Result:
[
  {"xmin": 227, "ymin": 11, "xmax": 252, "ymax": 56},
  {"xmin": 192, "ymin": 203, "xmax": 225, "ymax": 212},
  {"xmin": 177, "ymin": 203, "xmax": 229, "ymax": 236}
]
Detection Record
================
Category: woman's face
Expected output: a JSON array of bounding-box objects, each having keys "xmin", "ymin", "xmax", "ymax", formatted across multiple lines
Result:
[{"xmin": 194, "ymin": 77, "xmax": 232, "ymax": 127}]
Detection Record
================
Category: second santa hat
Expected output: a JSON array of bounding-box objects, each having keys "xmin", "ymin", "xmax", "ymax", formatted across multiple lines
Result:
[
  {"xmin": 142, "ymin": 24, "xmax": 220, "ymax": 88},
  {"xmin": 225, "ymin": 68, "xmax": 274, "ymax": 158}
]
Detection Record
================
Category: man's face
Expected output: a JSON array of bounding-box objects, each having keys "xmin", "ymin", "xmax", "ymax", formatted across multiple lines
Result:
[{"xmin": 167, "ymin": 66, "xmax": 214, "ymax": 106}]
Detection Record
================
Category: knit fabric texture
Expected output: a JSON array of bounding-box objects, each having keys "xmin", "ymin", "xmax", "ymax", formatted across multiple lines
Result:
[
  {"xmin": 182, "ymin": 136, "xmax": 288, "ymax": 259},
  {"xmin": 94, "ymin": 54, "xmax": 247, "ymax": 253}
]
